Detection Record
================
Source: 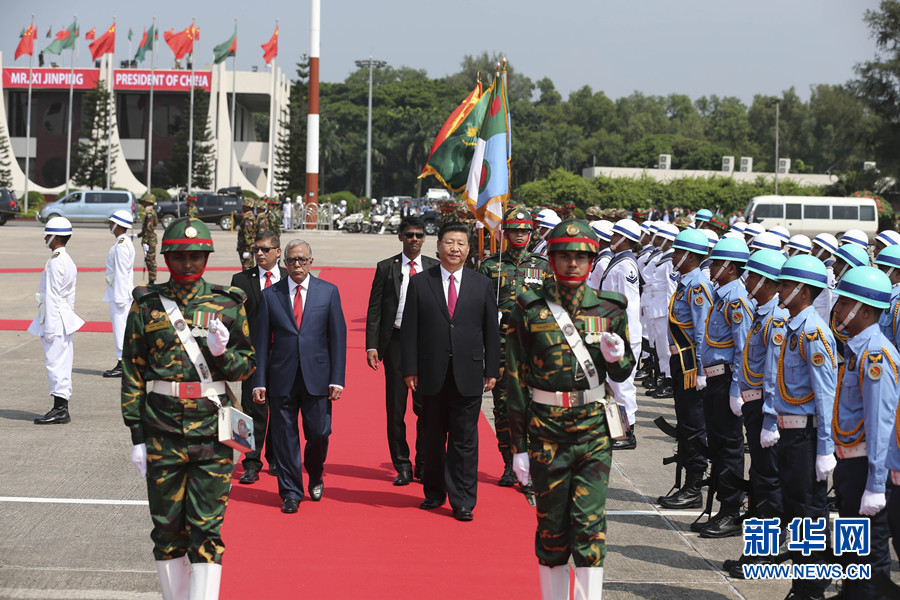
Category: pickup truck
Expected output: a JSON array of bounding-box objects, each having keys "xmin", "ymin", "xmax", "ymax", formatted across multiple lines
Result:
[{"xmin": 154, "ymin": 192, "xmax": 242, "ymax": 230}]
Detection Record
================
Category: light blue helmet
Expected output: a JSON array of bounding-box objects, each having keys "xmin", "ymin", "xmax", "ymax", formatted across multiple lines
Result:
[
  {"xmin": 710, "ymin": 238, "xmax": 750, "ymax": 263},
  {"xmin": 745, "ymin": 249, "xmax": 787, "ymax": 280},
  {"xmin": 673, "ymin": 229, "xmax": 710, "ymax": 255},
  {"xmin": 833, "ymin": 244, "xmax": 869, "ymax": 269},
  {"xmin": 693, "ymin": 209, "xmax": 713, "ymax": 226},
  {"xmin": 778, "ymin": 255, "xmax": 829, "ymax": 288},
  {"xmin": 875, "ymin": 245, "xmax": 900, "ymax": 270},
  {"xmin": 834, "ymin": 266, "xmax": 892, "ymax": 309}
]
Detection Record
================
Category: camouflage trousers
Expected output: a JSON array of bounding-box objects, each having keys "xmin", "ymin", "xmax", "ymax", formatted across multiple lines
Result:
[
  {"xmin": 528, "ymin": 401, "xmax": 611, "ymax": 567},
  {"xmin": 146, "ymin": 435, "xmax": 234, "ymax": 564},
  {"xmin": 144, "ymin": 248, "xmax": 157, "ymax": 283},
  {"xmin": 491, "ymin": 343, "xmax": 510, "ymax": 454}
]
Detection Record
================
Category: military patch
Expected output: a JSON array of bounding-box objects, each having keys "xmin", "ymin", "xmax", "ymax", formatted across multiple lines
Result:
[
  {"xmin": 676, "ymin": 290, "xmax": 684, "ymax": 301},
  {"xmin": 566, "ymin": 224, "xmax": 580, "ymax": 236},
  {"xmin": 694, "ymin": 295, "xmax": 704, "ymax": 306},
  {"xmin": 151, "ymin": 310, "xmax": 161, "ymax": 320},
  {"xmin": 869, "ymin": 352, "xmax": 883, "ymax": 363},
  {"xmin": 530, "ymin": 323, "xmax": 556, "ymax": 333},
  {"xmin": 174, "ymin": 319, "xmax": 187, "ymax": 332},
  {"xmin": 145, "ymin": 319, "xmax": 170, "ymax": 333},
  {"xmin": 811, "ymin": 352, "xmax": 826, "ymax": 367},
  {"xmin": 517, "ymin": 212, "xmax": 526, "ymax": 219},
  {"xmin": 732, "ymin": 311, "xmax": 743, "ymax": 324},
  {"xmin": 847, "ymin": 354, "xmax": 857, "ymax": 371},
  {"xmin": 806, "ymin": 331, "xmax": 819, "ymax": 342},
  {"xmin": 868, "ymin": 363, "xmax": 883, "ymax": 380},
  {"xmin": 772, "ymin": 332, "xmax": 785, "ymax": 346},
  {"xmin": 539, "ymin": 308, "xmax": 551, "ymax": 320},
  {"xmin": 790, "ymin": 334, "xmax": 798, "ymax": 351},
  {"xmin": 52, "ymin": 251, "xmax": 60, "ymax": 258},
  {"xmin": 242, "ymin": 320, "xmax": 250, "ymax": 337},
  {"xmin": 563, "ymin": 324, "xmax": 576, "ymax": 336},
  {"xmin": 716, "ymin": 300, "xmax": 725, "ymax": 311},
  {"xmin": 185, "ymin": 226, "xmax": 198, "ymax": 239},
  {"xmin": 751, "ymin": 321, "xmax": 762, "ymax": 335}
]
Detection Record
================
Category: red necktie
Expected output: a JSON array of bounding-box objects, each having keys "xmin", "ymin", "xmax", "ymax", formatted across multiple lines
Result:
[
  {"xmin": 409, "ymin": 261, "xmax": 416, "ymax": 276},
  {"xmin": 293, "ymin": 285, "xmax": 303, "ymax": 330},
  {"xmin": 264, "ymin": 271, "xmax": 273, "ymax": 288},
  {"xmin": 448, "ymin": 274, "xmax": 457, "ymax": 318}
]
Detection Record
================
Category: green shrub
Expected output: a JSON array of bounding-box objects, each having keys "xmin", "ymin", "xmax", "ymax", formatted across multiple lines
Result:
[
  {"xmin": 243, "ymin": 189, "xmax": 259, "ymax": 199},
  {"xmin": 150, "ymin": 188, "xmax": 171, "ymax": 201}
]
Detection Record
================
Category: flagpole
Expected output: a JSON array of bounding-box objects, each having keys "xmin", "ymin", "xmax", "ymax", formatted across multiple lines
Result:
[
  {"xmin": 24, "ymin": 15, "xmax": 34, "ymax": 213},
  {"xmin": 147, "ymin": 16, "xmax": 155, "ymax": 193},
  {"xmin": 64, "ymin": 14, "xmax": 77, "ymax": 196},
  {"xmin": 106, "ymin": 18, "xmax": 115, "ymax": 190},
  {"xmin": 187, "ymin": 16, "xmax": 195, "ymax": 194},
  {"xmin": 267, "ymin": 19, "xmax": 277, "ymax": 197},
  {"xmin": 307, "ymin": 0, "xmax": 321, "ymax": 221},
  {"xmin": 229, "ymin": 19, "xmax": 237, "ymax": 188}
]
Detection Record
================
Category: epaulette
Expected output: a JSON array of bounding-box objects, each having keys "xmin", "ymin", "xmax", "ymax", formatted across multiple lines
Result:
[
  {"xmin": 51, "ymin": 251, "xmax": 60, "ymax": 258},
  {"xmin": 771, "ymin": 318, "xmax": 787, "ymax": 328},
  {"xmin": 517, "ymin": 288, "xmax": 542, "ymax": 309},
  {"xmin": 598, "ymin": 290, "xmax": 628, "ymax": 309},
  {"xmin": 210, "ymin": 283, "xmax": 247, "ymax": 303},
  {"xmin": 132, "ymin": 284, "xmax": 159, "ymax": 301}
]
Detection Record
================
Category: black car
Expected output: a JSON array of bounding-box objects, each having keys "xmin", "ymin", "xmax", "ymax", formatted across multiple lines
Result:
[
  {"xmin": 154, "ymin": 192, "xmax": 243, "ymax": 230},
  {"xmin": 0, "ymin": 188, "xmax": 21, "ymax": 225}
]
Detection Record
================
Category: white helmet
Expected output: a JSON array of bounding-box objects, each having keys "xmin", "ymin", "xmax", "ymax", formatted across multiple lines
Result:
[
  {"xmin": 729, "ymin": 222, "xmax": 746, "ymax": 235},
  {"xmin": 371, "ymin": 198, "xmax": 378, "ymax": 205},
  {"xmin": 613, "ymin": 219, "xmax": 642, "ymax": 243},
  {"xmin": 539, "ymin": 210, "xmax": 561, "ymax": 229},
  {"xmin": 591, "ymin": 219, "xmax": 614, "ymax": 242},
  {"xmin": 44, "ymin": 216, "xmax": 73, "ymax": 248},
  {"xmin": 840, "ymin": 229, "xmax": 869, "ymax": 249},
  {"xmin": 875, "ymin": 230, "xmax": 900, "ymax": 248},
  {"xmin": 722, "ymin": 231, "xmax": 744, "ymax": 240},
  {"xmin": 285, "ymin": 196, "xmax": 292, "ymax": 203},
  {"xmin": 787, "ymin": 234, "xmax": 812, "ymax": 255},
  {"xmin": 768, "ymin": 225, "xmax": 790, "ymax": 243},
  {"xmin": 109, "ymin": 210, "xmax": 134, "ymax": 229},
  {"xmin": 655, "ymin": 223, "xmax": 679, "ymax": 241},
  {"xmin": 750, "ymin": 231, "xmax": 783, "ymax": 251},
  {"xmin": 340, "ymin": 200, "xmax": 347, "ymax": 206},
  {"xmin": 702, "ymin": 228, "xmax": 719, "ymax": 249},
  {"xmin": 811, "ymin": 233, "xmax": 839, "ymax": 257},
  {"xmin": 744, "ymin": 223, "xmax": 765, "ymax": 238}
]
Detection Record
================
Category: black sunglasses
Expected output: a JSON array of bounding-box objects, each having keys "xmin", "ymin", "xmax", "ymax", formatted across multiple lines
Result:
[
  {"xmin": 252, "ymin": 246, "xmax": 277, "ymax": 253},
  {"xmin": 285, "ymin": 256, "xmax": 311, "ymax": 266},
  {"xmin": 402, "ymin": 232, "xmax": 426, "ymax": 239}
]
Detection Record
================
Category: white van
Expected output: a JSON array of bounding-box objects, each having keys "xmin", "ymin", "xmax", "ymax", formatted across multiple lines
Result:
[{"xmin": 744, "ymin": 195, "xmax": 878, "ymax": 238}]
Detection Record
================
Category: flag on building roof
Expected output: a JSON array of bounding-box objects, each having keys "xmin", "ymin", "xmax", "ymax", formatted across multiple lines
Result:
[
  {"xmin": 44, "ymin": 22, "xmax": 77, "ymax": 55},
  {"xmin": 88, "ymin": 23, "xmax": 115, "ymax": 61},
  {"xmin": 261, "ymin": 26, "xmax": 278, "ymax": 64},
  {"xmin": 135, "ymin": 25, "xmax": 155, "ymax": 63},
  {"xmin": 15, "ymin": 23, "xmax": 37, "ymax": 60},
  {"xmin": 85, "ymin": 27, "xmax": 96, "ymax": 41},
  {"xmin": 419, "ymin": 82, "xmax": 487, "ymax": 192},
  {"xmin": 164, "ymin": 24, "xmax": 197, "ymax": 60},
  {"xmin": 214, "ymin": 27, "xmax": 237, "ymax": 64}
]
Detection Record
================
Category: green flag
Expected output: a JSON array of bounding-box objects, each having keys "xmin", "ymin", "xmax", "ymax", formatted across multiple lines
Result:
[
  {"xmin": 135, "ymin": 25, "xmax": 154, "ymax": 63},
  {"xmin": 213, "ymin": 28, "xmax": 236, "ymax": 64},
  {"xmin": 128, "ymin": 28, "xmax": 133, "ymax": 41},
  {"xmin": 44, "ymin": 22, "xmax": 77, "ymax": 55}
]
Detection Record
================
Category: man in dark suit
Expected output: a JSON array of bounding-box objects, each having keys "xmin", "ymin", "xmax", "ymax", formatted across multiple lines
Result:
[
  {"xmin": 251, "ymin": 239, "xmax": 347, "ymax": 514},
  {"xmin": 402, "ymin": 221, "xmax": 501, "ymax": 521},
  {"xmin": 366, "ymin": 216, "xmax": 439, "ymax": 486},
  {"xmin": 230, "ymin": 230, "xmax": 288, "ymax": 484}
]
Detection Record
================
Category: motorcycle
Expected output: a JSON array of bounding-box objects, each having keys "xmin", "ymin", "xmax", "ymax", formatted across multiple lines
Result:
[{"xmin": 340, "ymin": 212, "xmax": 365, "ymax": 233}]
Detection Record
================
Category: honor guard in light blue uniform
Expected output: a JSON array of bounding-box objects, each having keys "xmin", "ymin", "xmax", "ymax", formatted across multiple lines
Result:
[
  {"xmin": 761, "ymin": 255, "xmax": 837, "ymax": 600},
  {"xmin": 831, "ymin": 266, "xmax": 900, "ymax": 600},
  {"xmin": 723, "ymin": 249, "xmax": 789, "ymax": 578},
  {"xmin": 693, "ymin": 208, "xmax": 714, "ymax": 229},
  {"xmin": 874, "ymin": 245, "xmax": 900, "ymax": 348},
  {"xmin": 657, "ymin": 229, "xmax": 714, "ymax": 510},
  {"xmin": 829, "ymin": 244, "xmax": 871, "ymax": 349},
  {"xmin": 695, "ymin": 238, "xmax": 755, "ymax": 538}
]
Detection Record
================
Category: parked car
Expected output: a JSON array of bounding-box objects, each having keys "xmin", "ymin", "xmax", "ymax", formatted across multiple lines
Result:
[
  {"xmin": 0, "ymin": 188, "xmax": 20, "ymax": 225},
  {"xmin": 421, "ymin": 210, "xmax": 441, "ymax": 235},
  {"xmin": 154, "ymin": 192, "xmax": 242, "ymax": 230},
  {"xmin": 39, "ymin": 190, "xmax": 137, "ymax": 224}
]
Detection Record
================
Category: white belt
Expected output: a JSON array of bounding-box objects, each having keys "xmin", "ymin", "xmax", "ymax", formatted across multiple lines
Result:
[
  {"xmin": 148, "ymin": 380, "xmax": 227, "ymax": 399},
  {"xmin": 530, "ymin": 385, "xmax": 607, "ymax": 408},
  {"xmin": 892, "ymin": 471, "xmax": 900, "ymax": 486},
  {"xmin": 741, "ymin": 389, "xmax": 762, "ymax": 402},
  {"xmin": 777, "ymin": 415, "xmax": 817, "ymax": 429},
  {"xmin": 835, "ymin": 442, "xmax": 866, "ymax": 459},
  {"xmin": 704, "ymin": 364, "xmax": 726, "ymax": 378}
]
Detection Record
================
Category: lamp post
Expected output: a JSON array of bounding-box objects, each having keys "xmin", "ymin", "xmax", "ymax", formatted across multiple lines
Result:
[
  {"xmin": 773, "ymin": 98, "xmax": 780, "ymax": 196},
  {"xmin": 355, "ymin": 57, "xmax": 386, "ymax": 200}
]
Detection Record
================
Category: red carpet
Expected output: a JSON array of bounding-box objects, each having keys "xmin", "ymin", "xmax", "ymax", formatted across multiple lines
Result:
[
  {"xmin": 220, "ymin": 266, "xmax": 538, "ymax": 599},
  {"xmin": 0, "ymin": 319, "xmax": 111, "ymax": 332}
]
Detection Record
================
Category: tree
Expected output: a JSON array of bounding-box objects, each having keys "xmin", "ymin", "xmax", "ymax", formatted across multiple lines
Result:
[
  {"xmin": 0, "ymin": 124, "xmax": 12, "ymax": 188},
  {"xmin": 165, "ymin": 88, "xmax": 214, "ymax": 190},
  {"xmin": 73, "ymin": 80, "xmax": 116, "ymax": 189},
  {"xmin": 272, "ymin": 106, "xmax": 292, "ymax": 196}
]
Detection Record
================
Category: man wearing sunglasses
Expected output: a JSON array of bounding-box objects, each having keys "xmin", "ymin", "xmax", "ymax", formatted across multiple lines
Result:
[
  {"xmin": 230, "ymin": 230, "xmax": 287, "ymax": 485},
  {"xmin": 366, "ymin": 216, "xmax": 439, "ymax": 485}
]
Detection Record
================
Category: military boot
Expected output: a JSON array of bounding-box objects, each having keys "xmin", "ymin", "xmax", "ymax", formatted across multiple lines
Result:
[
  {"xmin": 573, "ymin": 567, "xmax": 603, "ymax": 600},
  {"xmin": 103, "ymin": 360, "xmax": 123, "ymax": 378},
  {"xmin": 658, "ymin": 471, "xmax": 704, "ymax": 509},
  {"xmin": 651, "ymin": 377, "xmax": 675, "ymax": 398},
  {"xmin": 34, "ymin": 396, "xmax": 70, "ymax": 425},
  {"xmin": 538, "ymin": 565, "xmax": 569, "ymax": 600},
  {"xmin": 155, "ymin": 556, "xmax": 190, "ymax": 600},
  {"xmin": 189, "ymin": 563, "xmax": 221, "ymax": 600},
  {"xmin": 498, "ymin": 450, "xmax": 517, "ymax": 487},
  {"xmin": 700, "ymin": 505, "xmax": 742, "ymax": 538}
]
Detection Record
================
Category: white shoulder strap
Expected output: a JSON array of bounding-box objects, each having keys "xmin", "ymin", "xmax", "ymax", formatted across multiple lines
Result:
[
  {"xmin": 159, "ymin": 295, "xmax": 222, "ymax": 408},
  {"xmin": 544, "ymin": 299, "xmax": 600, "ymax": 388}
]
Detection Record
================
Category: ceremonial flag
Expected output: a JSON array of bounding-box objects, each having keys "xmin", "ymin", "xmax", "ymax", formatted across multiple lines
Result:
[
  {"xmin": 128, "ymin": 28, "xmax": 133, "ymax": 41},
  {"xmin": 214, "ymin": 27, "xmax": 237, "ymax": 64},
  {"xmin": 46, "ymin": 26, "xmax": 52, "ymax": 38},
  {"xmin": 164, "ymin": 24, "xmax": 197, "ymax": 60},
  {"xmin": 85, "ymin": 27, "xmax": 96, "ymax": 40},
  {"xmin": 462, "ymin": 69, "xmax": 510, "ymax": 232},
  {"xmin": 419, "ymin": 82, "xmax": 487, "ymax": 192},
  {"xmin": 15, "ymin": 24, "xmax": 37, "ymax": 60},
  {"xmin": 88, "ymin": 23, "xmax": 115, "ymax": 61},
  {"xmin": 261, "ymin": 26, "xmax": 278, "ymax": 64},
  {"xmin": 44, "ymin": 22, "xmax": 77, "ymax": 55},
  {"xmin": 135, "ymin": 25, "xmax": 155, "ymax": 63}
]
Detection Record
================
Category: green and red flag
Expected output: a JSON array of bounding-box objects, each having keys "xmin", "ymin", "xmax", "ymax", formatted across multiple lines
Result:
[
  {"xmin": 44, "ymin": 22, "xmax": 77, "ymax": 55},
  {"xmin": 261, "ymin": 26, "xmax": 278, "ymax": 64},
  {"xmin": 15, "ymin": 23, "xmax": 37, "ymax": 60},
  {"xmin": 45, "ymin": 26, "xmax": 52, "ymax": 38},
  {"xmin": 134, "ymin": 25, "xmax": 155, "ymax": 63},
  {"xmin": 214, "ymin": 27, "xmax": 237, "ymax": 64},
  {"xmin": 88, "ymin": 23, "xmax": 115, "ymax": 61}
]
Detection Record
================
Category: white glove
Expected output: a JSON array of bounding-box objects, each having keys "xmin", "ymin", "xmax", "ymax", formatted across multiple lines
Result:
[
  {"xmin": 729, "ymin": 395, "xmax": 744, "ymax": 417},
  {"xmin": 695, "ymin": 374, "xmax": 707, "ymax": 390},
  {"xmin": 206, "ymin": 318, "xmax": 230, "ymax": 356},
  {"xmin": 142, "ymin": 243, "xmax": 149, "ymax": 253},
  {"xmin": 860, "ymin": 490, "xmax": 887, "ymax": 516},
  {"xmin": 512, "ymin": 452, "xmax": 530, "ymax": 487},
  {"xmin": 599, "ymin": 332, "xmax": 625, "ymax": 362},
  {"xmin": 130, "ymin": 443, "xmax": 147, "ymax": 478},
  {"xmin": 760, "ymin": 428, "xmax": 780, "ymax": 448},
  {"xmin": 242, "ymin": 251, "xmax": 250, "ymax": 259},
  {"xmin": 815, "ymin": 453, "xmax": 837, "ymax": 482}
]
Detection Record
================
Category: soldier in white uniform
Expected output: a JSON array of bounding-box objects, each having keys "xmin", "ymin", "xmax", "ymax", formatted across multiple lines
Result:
[
  {"xmin": 647, "ymin": 223, "xmax": 679, "ymax": 398},
  {"xmin": 102, "ymin": 211, "xmax": 136, "ymax": 378},
  {"xmin": 810, "ymin": 233, "xmax": 838, "ymax": 323},
  {"xmin": 531, "ymin": 210, "xmax": 561, "ymax": 257},
  {"xmin": 636, "ymin": 223, "xmax": 662, "ymax": 388},
  {"xmin": 28, "ymin": 217, "xmax": 85, "ymax": 424},
  {"xmin": 586, "ymin": 220, "xmax": 614, "ymax": 290},
  {"xmin": 600, "ymin": 219, "xmax": 643, "ymax": 449},
  {"xmin": 282, "ymin": 196, "xmax": 293, "ymax": 231}
]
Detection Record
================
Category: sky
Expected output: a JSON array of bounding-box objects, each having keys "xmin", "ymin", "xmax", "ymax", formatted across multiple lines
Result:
[{"xmin": 0, "ymin": 0, "xmax": 885, "ymax": 104}]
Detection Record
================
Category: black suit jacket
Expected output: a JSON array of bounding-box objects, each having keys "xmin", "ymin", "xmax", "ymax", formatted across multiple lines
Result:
[
  {"xmin": 401, "ymin": 265, "xmax": 500, "ymax": 397},
  {"xmin": 231, "ymin": 265, "xmax": 289, "ymax": 340},
  {"xmin": 365, "ymin": 253, "xmax": 440, "ymax": 356}
]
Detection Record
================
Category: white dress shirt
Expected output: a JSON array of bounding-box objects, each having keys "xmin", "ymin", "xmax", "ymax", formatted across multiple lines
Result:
[
  {"xmin": 394, "ymin": 254, "xmax": 423, "ymax": 328},
  {"xmin": 440, "ymin": 265, "xmax": 464, "ymax": 305},
  {"xmin": 288, "ymin": 276, "xmax": 309, "ymax": 316},
  {"xmin": 258, "ymin": 265, "xmax": 281, "ymax": 290}
]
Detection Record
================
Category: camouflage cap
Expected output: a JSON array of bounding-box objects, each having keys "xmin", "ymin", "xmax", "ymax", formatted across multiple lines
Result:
[
  {"xmin": 503, "ymin": 205, "xmax": 535, "ymax": 230},
  {"xmin": 673, "ymin": 216, "xmax": 692, "ymax": 229},
  {"xmin": 585, "ymin": 206, "xmax": 602, "ymax": 219},
  {"xmin": 161, "ymin": 217, "xmax": 214, "ymax": 253},
  {"xmin": 139, "ymin": 193, "xmax": 156, "ymax": 205},
  {"xmin": 255, "ymin": 198, "xmax": 266, "ymax": 210},
  {"xmin": 242, "ymin": 196, "xmax": 254, "ymax": 209},
  {"xmin": 266, "ymin": 197, "xmax": 280, "ymax": 205},
  {"xmin": 186, "ymin": 194, "xmax": 197, "ymax": 204},
  {"xmin": 547, "ymin": 219, "xmax": 600, "ymax": 255}
]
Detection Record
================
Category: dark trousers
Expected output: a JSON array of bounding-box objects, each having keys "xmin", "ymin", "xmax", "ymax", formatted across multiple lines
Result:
[
  {"xmin": 671, "ymin": 356, "xmax": 708, "ymax": 476},
  {"xmin": 384, "ymin": 329, "xmax": 424, "ymax": 474},
  {"xmin": 778, "ymin": 426, "xmax": 830, "ymax": 595},
  {"xmin": 889, "ymin": 480, "xmax": 900, "ymax": 560},
  {"xmin": 702, "ymin": 367, "xmax": 744, "ymax": 508},
  {"xmin": 240, "ymin": 379, "xmax": 275, "ymax": 471},
  {"xmin": 271, "ymin": 367, "xmax": 332, "ymax": 501},
  {"xmin": 421, "ymin": 364, "xmax": 481, "ymax": 511},
  {"xmin": 833, "ymin": 458, "xmax": 893, "ymax": 599},
  {"xmin": 741, "ymin": 397, "xmax": 783, "ymax": 519}
]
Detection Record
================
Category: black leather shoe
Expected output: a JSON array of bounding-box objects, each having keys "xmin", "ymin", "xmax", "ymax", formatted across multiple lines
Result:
[
  {"xmin": 420, "ymin": 498, "xmax": 444, "ymax": 510},
  {"xmin": 689, "ymin": 516, "xmax": 710, "ymax": 533},
  {"xmin": 498, "ymin": 460, "xmax": 517, "ymax": 487},
  {"xmin": 102, "ymin": 361, "xmax": 123, "ymax": 378},
  {"xmin": 281, "ymin": 498, "xmax": 299, "ymax": 514},
  {"xmin": 239, "ymin": 467, "xmax": 260, "ymax": 484},
  {"xmin": 453, "ymin": 507, "xmax": 473, "ymax": 521},
  {"xmin": 612, "ymin": 433, "xmax": 637, "ymax": 450},
  {"xmin": 34, "ymin": 406, "xmax": 70, "ymax": 425},
  {"xmin": 634, "ymin": 367, "xmax": 650, "ymax": 380},
  {"xmin": 699, "ymin": 510, "xmax": 742, "ymax": 538},
  {"xmin": 658, "ymin": 475, "xmax": 704, "ymax": 509},
  {"xmin": 269, "ymin": 464, "xmax": 278, "ymax": 476},
  {"xmin": 393, "ymin": 470, "xmax": 412, "ymax": 486},
  {"xmin": 308, "ymin": 480, "xmax": 324, "ymax": 501},
  {"xmin": 413, "ymin": 466, "xmax": 423, "ymax": 480},
  {"xmin": 651, "ymin": 379, "xmax": 675, "ymax": 398}
]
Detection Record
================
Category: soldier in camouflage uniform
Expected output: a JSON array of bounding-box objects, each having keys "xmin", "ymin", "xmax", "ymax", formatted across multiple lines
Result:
[
  {"xmin": 265, "ymin": 197, "xmax": 282, "ymax": 236},
  {"xmin": 122, "ymin": 217, "xmax": 255, "ymax": 599},
  {"xmin": 186, "ymin": 195, "xmax": 199, "ymax": 219},
  {"xmin": 477, "ymin": 205, "xmax": 549, "ymax": 487},
  {"xmin": 140, "ymin": 194, "xmax": 159, "ymax": 284},
  {"xmin": 236, "ymin": 197, "xmax": 257, "ymax": 270},
  {"xmin": 506, "ymin": 219, "xmax": 635, "ymax": 600}
]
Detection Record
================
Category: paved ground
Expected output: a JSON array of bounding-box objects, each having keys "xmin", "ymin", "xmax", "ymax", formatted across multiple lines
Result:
[{"xmin": 0, "ymin": 219, "xmax": 896, "ymax": 599}]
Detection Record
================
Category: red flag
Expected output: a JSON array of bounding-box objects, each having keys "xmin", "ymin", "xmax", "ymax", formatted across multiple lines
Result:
[
  {"xmin": 261, "ymin": 26, "xmax": 278, "ymax": 64},
  {"xmin": 88, "ymin": 23, "xmax": 115, "ymax": 61},
  {"xmin": 15, "ymin": 24, "xmax": 37, "ymax": 59},
  {"xmin": 85, "ymin": 27, "xmax": 96, "ymax": 40},
  {"xmin": 164, "ymin": 24, "xmax": 197, "ymax": 60}
]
